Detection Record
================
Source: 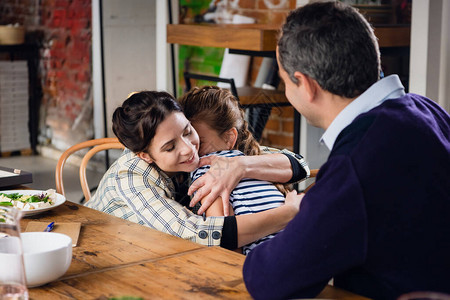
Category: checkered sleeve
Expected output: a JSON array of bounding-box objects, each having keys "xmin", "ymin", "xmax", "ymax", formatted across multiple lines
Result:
[
  {"xmin": 260, "ymin": 146, "xmax": 310, "ymax": 182},
  {"xmin": 116, "ymin": 164, "xmax": 225, "ymax": 247}
]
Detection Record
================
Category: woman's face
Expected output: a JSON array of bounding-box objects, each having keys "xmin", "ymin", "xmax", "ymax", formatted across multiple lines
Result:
[{"xmin": 144, "ymin": 112, "xmax": 200, "ymax": 175}]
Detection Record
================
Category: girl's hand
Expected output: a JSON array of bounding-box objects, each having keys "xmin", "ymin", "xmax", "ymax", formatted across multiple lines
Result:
[
  {"xmin": 188, "ymin": 155, "xmax": 244, "ymax": 216},
  {"xmin": 284, "ymin": 190, "xmax": 305, "ymax": 215}
]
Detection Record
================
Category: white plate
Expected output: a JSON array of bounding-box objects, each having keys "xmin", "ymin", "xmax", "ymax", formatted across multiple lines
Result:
[{"xmin": 0, "ymin": 189, "xmax": 66, "ymax": 216}]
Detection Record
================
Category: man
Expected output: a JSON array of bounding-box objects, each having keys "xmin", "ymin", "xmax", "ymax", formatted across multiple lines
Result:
[{"xmin": 243, "ymin": 2, "xmax": 450, "ymax": 300}]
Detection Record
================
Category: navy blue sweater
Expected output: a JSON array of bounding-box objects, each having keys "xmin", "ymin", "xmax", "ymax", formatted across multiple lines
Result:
[{"xmin": 243, "ymin": 94, "xmax": 450, "ymax": 300}]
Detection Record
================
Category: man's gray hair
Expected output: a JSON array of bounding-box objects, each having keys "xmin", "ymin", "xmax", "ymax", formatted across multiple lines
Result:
[{"xmin": 277, "ymin": 1, "xmax": 381, "ymax": 98}]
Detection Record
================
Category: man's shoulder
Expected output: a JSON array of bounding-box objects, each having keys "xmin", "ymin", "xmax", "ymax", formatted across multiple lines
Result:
[
  {"xmin": 331, "ymin": 97, "xmax": 401, "ymax": 157},
  {"xmin": 332, "ymin": 96, "xmax": 409, "ymax": 157},
  {"xmin": 332, "ymin": 92, "xmax": 450, "ymax": 157},
  {"xmin": 332, "ymin": 113, "xmax": 377, "ymax": 157},
  {"xmin": 372, "ymin": 93, "xmax": 449, "ymax": 121}
]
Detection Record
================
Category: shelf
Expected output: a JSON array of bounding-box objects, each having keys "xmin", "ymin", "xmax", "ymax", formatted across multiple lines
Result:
[
  {"xmin": 167, "ymin": 23, "xmax": 410, "ymax": 50},
  {"xmin": 374, "ymin": 26, "xmax": 410, "ymax": 47},
  {"xmin": 167, "ymin": 24, "xmax": 279, "ymax": 51}
]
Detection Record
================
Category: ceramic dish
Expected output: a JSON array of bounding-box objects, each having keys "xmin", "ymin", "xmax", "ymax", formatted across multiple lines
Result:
[
  {"xmin": 0, "ymin": 189, "xmax": 66, "ymax": 216},
  {"xmin": 21, "ymin": 232, "xmax": 72, "ymax": 287}
]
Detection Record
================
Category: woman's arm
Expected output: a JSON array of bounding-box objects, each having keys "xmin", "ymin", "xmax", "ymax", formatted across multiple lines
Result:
[
  {"xmin": 203, "ymin": 191, "xmax": 304, "ymax": 248},
  {"xmin": 189, "ymin": 153, "xmax": 304, "ymax": 215},
  {"xmin": 240, "ymin": 152, "xmax": 294, "ymax": 182},
  {"xmin": 103, "ymin": 153, "xmax": 226, "ymax": 247}
]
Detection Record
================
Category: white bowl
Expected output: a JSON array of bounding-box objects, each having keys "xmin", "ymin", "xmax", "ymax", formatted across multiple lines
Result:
[{"xmin": 21, "ymin": 232, "xmax": 72, "ymax": 287}]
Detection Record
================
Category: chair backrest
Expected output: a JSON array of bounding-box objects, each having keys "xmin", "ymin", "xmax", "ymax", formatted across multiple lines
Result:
[
  {"xmin": 183, "ymin": 72, "xmax": 240, "ymax": 101},
  {"xmin": 55, "ymin": 138, "xmax": 125, "ymax": 202},
  {"xmin": 304, "ymin": 169, "xmax": 319, "ymax": 193}
]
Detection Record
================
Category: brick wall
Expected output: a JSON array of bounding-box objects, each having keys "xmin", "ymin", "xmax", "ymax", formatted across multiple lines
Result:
[
  {"xmin": 232, "ymin": 0, "xmax": 296, "ymax": 25},
  {"xmin": 0, "ymin": 0, "xmax": 92, "ymax": 151},
  {"xmin": 235, "ymin": 1, "xmax": 296, "ymax": 150},
  {"xmin": 0, "ymin": 0, "xmax": 295, "ymax": 152}
]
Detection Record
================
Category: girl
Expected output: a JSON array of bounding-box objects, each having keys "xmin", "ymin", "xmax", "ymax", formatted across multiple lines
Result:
[
  {"xmin": 87, "ymin": 91, "xmax": 306, "ymax": 250},
  {"xmin": 179, "ymin": 86, "xmax": 309, "ymax": 254}
]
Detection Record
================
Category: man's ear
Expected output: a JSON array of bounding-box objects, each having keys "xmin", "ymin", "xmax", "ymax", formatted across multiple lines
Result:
[
  {"xmin": 294, "ymin": 71, "xmax": 318, "ymax": 102},
  {"xmin": 137, "ymin": 152, "xmax": 153, "ymax": 164},
  {"xmin": 224, "ymin": 127, "xmax": 238, "ymax": 149}
]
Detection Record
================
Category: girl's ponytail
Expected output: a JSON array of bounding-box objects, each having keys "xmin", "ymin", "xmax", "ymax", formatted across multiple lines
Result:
[{"xmin": 236, "ymin": 112, "xmax": 261, "ymax": 156}]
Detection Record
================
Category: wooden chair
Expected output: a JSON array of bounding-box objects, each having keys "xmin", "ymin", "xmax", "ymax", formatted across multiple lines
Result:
[
  {"xmin": 304, "ymin": 169, "xmax": 319, "ymax": 193},
  {"xmin": 55, "ymin": 137, "xmax": 125, "ymax": 202}
]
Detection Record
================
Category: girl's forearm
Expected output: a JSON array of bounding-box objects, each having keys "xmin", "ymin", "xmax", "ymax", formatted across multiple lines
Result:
[
  {"xmin": 241, "ymin": 153, "xmax": 292, "ymax": 183},
  {"xmin": 204, "ymin": 197, "xmax": 234, "ymax": 217},
  {"xmin": 235, "ymin": 204, "xmax": 296, "ymax": 248}
]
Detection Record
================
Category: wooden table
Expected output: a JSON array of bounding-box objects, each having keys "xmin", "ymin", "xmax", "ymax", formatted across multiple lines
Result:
[{"xmin": 19, "ymin": 201, "xmax": 369, "ymax": 299}]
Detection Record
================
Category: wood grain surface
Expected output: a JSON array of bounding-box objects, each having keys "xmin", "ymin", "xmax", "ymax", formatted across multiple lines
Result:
[
  {"xmin": 167, "ymin": 24, "xmax": 410, "ymax": 50},
  {"xmin": 167, "ymin": 24, "xmax": 279, "ymax": 52},
  {"xmin": 19, "ymin": 201, "xmax": 370, "ymax": 299}
]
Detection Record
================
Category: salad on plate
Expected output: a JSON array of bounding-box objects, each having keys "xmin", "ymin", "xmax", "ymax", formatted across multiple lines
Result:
[{"xmin": 0, "ymin": 189, "xmax": 57, "ymax": 210}]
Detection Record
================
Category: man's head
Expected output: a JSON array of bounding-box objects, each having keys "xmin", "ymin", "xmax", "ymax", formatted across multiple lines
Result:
[{"xmin": 277, "ymin": 1, "xmax": 381, "ymax": 99}]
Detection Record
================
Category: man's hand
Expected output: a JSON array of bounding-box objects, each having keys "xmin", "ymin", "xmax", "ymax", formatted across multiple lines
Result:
[{"xmin": 188, "ymin": 155, "xmax": 244, "ymax": 216}]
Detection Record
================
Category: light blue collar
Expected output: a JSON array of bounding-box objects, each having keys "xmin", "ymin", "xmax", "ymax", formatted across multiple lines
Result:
[{"xmin": 320, "ymin": 75, "xmax": 405, "ymax": 150}]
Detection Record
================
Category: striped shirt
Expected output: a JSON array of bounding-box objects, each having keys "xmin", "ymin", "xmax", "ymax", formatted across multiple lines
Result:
[{"xmin": 191, "ymin": 150, "xmax": 286, "ymax": 254}]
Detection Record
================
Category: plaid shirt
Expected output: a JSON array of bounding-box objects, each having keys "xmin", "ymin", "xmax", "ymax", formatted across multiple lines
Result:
[
  {"xmin": 86, "ymin": 149, "xmax": 224, "ymax": 246},
  {"xmin": 260, "ymin": 146, "xmax": 310, "ymax": 178},
  {"xmin": 86, "ymin": 147, "xmax": 309, "ymax": 247}
]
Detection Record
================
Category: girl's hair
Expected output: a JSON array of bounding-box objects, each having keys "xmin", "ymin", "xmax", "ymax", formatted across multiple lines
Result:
[
  {"xmin": 179, "ymin": 86, "xmax": 291, "ymax": 195},
  {"xmin": 179, "ymin": 86, "xmax": 261, "ymax": 156},
  {"xmin": 112, "ymin": 91, "xmax": 182, "ymax": 153}
]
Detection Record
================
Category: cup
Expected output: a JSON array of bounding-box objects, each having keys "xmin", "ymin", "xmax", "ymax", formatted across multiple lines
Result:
[
  {"xmin": 398, "ymin": 291, "xmax": 450, "ymax": 300},
  {"xmin": 0, "ymin": 207, "xmax": 29, "ymax": 300}
]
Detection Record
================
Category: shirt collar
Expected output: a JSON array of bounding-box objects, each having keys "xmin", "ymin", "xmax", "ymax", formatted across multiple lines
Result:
[
  {"xmin": 122, "ymin": 148, "xmax": 176, "ymax": 194},
  {"xmin": 320, "ymin": 75, "xmax": 405, "ymax": 150}
]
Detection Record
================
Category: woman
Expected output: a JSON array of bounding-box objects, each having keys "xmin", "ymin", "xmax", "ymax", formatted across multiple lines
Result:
[{"xmin": 86, "ymin": 91, "xmax": 307, "ymax": 250}]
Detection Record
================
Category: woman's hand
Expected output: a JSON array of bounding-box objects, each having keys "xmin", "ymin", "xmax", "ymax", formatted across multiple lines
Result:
[{"xmin": 188, "ymin": 155, "xmax": 245, "ymax": 216}]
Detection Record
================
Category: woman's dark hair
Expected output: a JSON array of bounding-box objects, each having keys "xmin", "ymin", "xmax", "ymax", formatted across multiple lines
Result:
[
  {"xmin": 277, "ymin": 1, "xmax": 381, "ymax": 98},
  {"xmin": 179, "ymin": 86, "xmax": 261, "ymax": 156},
  {"xmin": 112, "ymin": 91, "xmax": 181, "ymax": 153}
]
